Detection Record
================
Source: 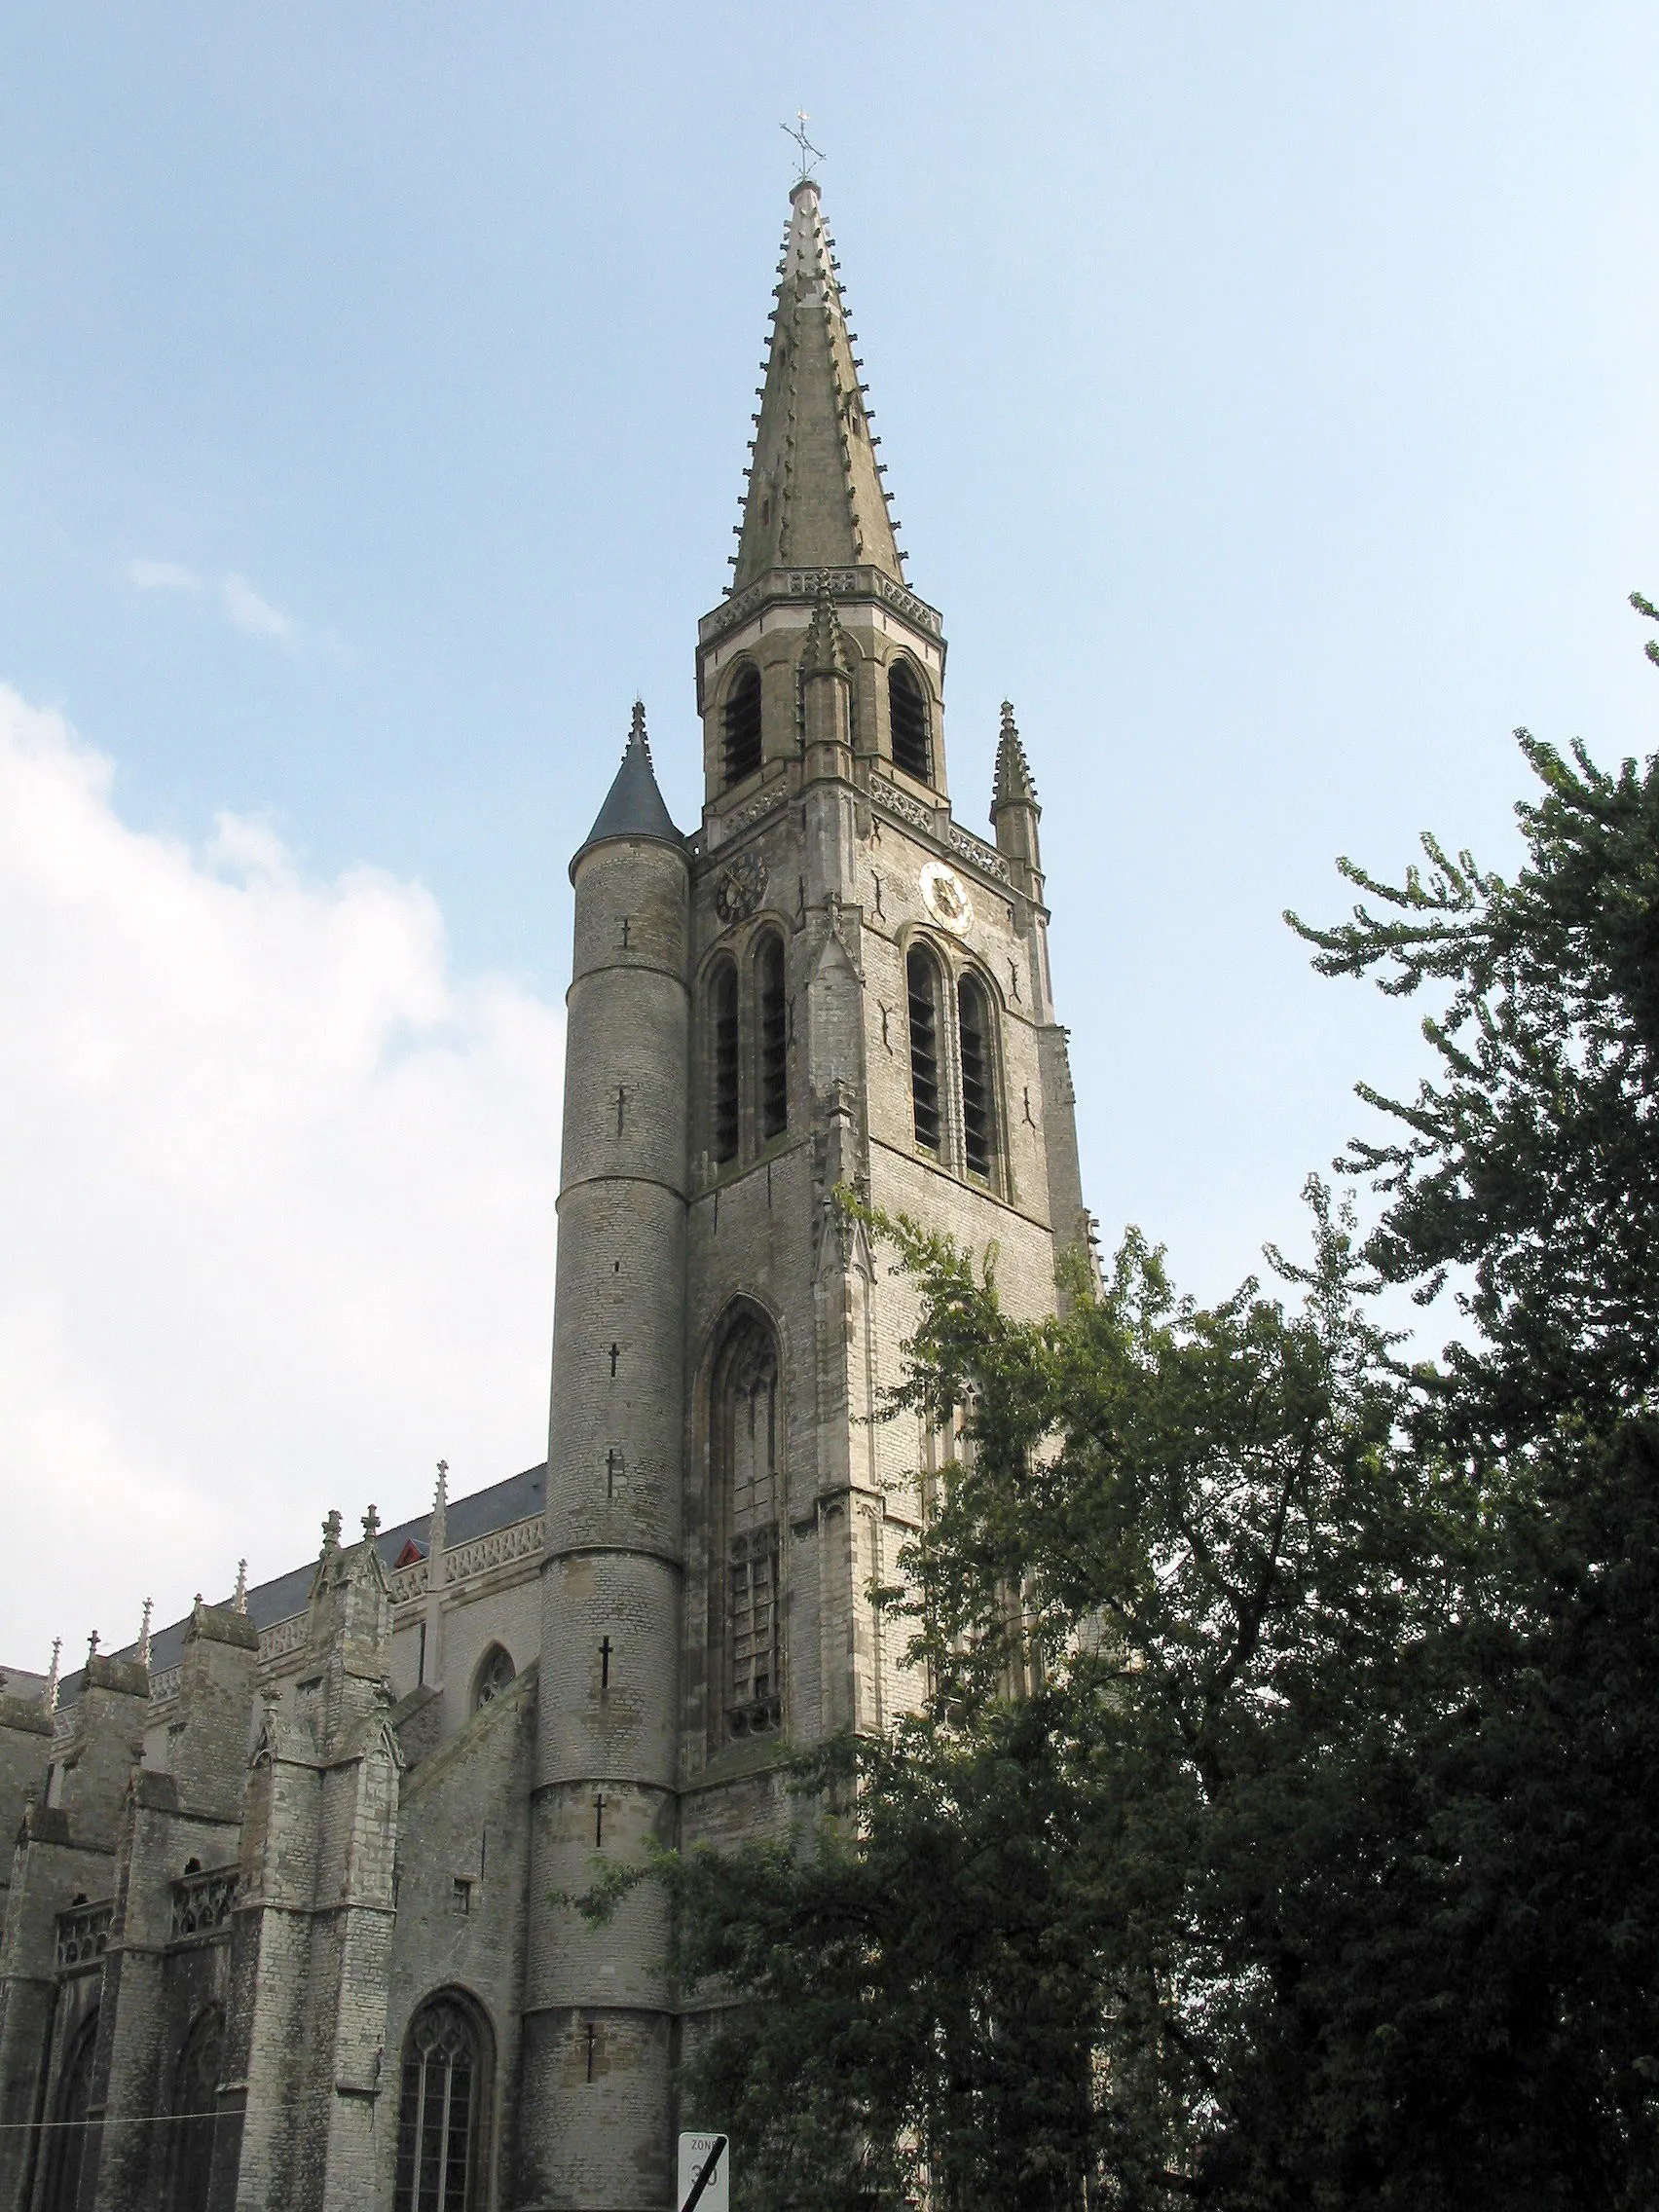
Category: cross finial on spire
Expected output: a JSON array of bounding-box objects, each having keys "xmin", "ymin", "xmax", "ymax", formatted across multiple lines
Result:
[
  {"xmin": 362, "ymin": 1503, "xmax": 381, "ymax": 1542},
  {"xmin": 782, "ymin": 109, "xmax": 824, "ymax": 185},
  {"xmin": 234, "ymin": 1559, "xmax": 248, "ymax": 1613},
  {"xmin": 87, "ymin": 1629, "xmax": 99, "ymax": 1665}
]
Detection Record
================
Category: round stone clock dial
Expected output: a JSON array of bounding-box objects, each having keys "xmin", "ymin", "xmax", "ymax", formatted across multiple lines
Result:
[
  {"xmin": 919, "ymin": 859, "xmax": 973, "ymax": 934},
  {"xmin": 715, "ymin": 849, "xmax": 769, "ymax": 925}
]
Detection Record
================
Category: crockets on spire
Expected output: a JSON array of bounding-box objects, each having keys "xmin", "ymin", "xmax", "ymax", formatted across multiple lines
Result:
[{"xmin": 730, "ymin": 179, "xmax": 903, "ymax": 593}]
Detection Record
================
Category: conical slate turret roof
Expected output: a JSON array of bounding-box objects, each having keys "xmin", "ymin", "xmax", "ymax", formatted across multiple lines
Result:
[
  {"xmin": 730, "ymin": 180, "xmax": 904, "ymax": 593},
  {"xmin": 571, "ymin": 702, "xmax": 685, "ymax": 878}
]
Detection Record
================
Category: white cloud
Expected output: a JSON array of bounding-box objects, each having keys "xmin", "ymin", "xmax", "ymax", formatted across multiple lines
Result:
[
  {"xmin": 0, "ymin": 686, "xmax": 564, "ymax": 1667},
  {"xmin": 127, "ymin": 558, "xmax": 203, "ymax": 593},
  {"xmin": 221, "ymin": 571, "xmax": 297, "ymax": 644},
  {"xmin": 125, "ymin": 560, "xmax": 303, "ymax": 646}
]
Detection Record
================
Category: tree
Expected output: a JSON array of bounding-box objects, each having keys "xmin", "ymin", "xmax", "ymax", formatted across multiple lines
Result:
[
  {"xmin": 1285, "ymin": 601, "xmax": 1659, "ymax": 1455},
  {"xmin": 630, "ymin": 606, "xmax": 1659, "ymax": 2207},
  {"xmin": 668, "ymin": 1194, "xmax": 1445, "ymax": 2210}
]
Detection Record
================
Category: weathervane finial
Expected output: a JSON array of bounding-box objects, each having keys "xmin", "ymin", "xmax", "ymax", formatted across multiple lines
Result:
[{"xmin": 782, "ymin": 109, "xmax": 824, "ymax": 185}]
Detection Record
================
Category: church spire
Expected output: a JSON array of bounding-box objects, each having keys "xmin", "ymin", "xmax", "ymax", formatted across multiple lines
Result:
[{"xmin": 730, "ymin": 179, "xmax": 903, "ymax": 593}]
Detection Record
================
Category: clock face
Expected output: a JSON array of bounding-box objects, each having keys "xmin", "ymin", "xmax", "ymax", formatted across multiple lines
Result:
[
  {"xmin": 919, "ymin": 860, "xmax": 973, "ymax": 935},
  {"xmin": 715, "ymin": 849, "xmax": 768, "ymax": 926}
]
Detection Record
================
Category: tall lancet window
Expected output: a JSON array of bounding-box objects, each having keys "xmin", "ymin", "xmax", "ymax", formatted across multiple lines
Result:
[
  {"xmin": 710, "ymin": 959, "xmax": 739, "ymax": 1164},
  {"xmin": 756, "ymin": 931, "xmax": 788, "ymax": 1142},
  {"xmin": 723, "ymin": 662, "xmax": 763, "ymax": 786},
  {"xmin": 167, "ymin": 2005, "xmax": 224, "ymax": 2212},
  {"xmin": 43, "ymin": 2011, "xmax": 98, "ymax": 2212},
  {"xmin": 956, "ymin": 974, "xmax": 998, "ymax": 1181},
  {"xmin": 712, "ymin": 1313, "xmax": 783, "ymax": 1738},
  {"xmin": 906, "ymin": 946, "xmax": 944, "ymax": 1156},
  {"xmin": 394, "ymin": 1993, "xmax": 490, "ymax": 2212},
  {"xmin": 888, "ymin": 658, "xmax": 932, "ymax": 783}
]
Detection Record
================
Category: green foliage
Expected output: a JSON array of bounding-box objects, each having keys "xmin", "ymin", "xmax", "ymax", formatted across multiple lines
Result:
[
  {"xmin": 641, "ymin": 605, "xmax": 1659, "ymax": 2207},
  {"xmin": 1285, "ymin": 601, "xmax": 1659, "ymax": 1452}
]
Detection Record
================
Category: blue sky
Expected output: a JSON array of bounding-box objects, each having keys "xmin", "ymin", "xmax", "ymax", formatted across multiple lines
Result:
[{"xmin": 3, "ymin": 3, "xmax": 1657, "ymax": 1656}]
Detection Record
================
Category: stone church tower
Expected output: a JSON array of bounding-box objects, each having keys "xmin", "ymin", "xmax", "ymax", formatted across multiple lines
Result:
[
  {"xmin": 519, "ymin": 174, "xmax": 1091, "ymax": 2206},
  {"xmin": 0, "ymin": 174, "xmax": 1090, "ymax": 2212}
]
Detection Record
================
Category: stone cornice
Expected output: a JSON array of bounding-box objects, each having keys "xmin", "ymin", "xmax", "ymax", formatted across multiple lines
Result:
[{"xmin": 698, "ymin": 564, "xmax": 942, "ymax": 652}]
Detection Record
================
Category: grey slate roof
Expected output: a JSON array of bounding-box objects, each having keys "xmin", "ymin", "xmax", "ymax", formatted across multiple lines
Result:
[
  {"xmin": 571, "ymin": 702, "xmax": 684, "ymax": 877},
  {"xmin": 55, "ymin": 1461, "xmax": 549, "ymax": 1709}
]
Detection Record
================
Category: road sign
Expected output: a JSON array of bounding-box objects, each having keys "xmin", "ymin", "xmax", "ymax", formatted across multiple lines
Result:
[{"xmin": 677, "ymin": 2130, "xmax": 730, "ymax": 2212}]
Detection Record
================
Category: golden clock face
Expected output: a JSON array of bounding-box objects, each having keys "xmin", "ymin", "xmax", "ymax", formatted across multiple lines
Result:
[{"xmin": 919, "ymin": 859, "xmax": 973, "ymax": 935}]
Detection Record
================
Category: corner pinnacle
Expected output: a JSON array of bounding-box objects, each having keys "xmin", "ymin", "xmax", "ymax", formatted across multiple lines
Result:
[
  {"xmin": 802, "ymin": 569, "xmax": 851, "ymax": 677},
  {"xmin": 991, "ymin": 700, "xmax": 1040, "ymax": 816}
]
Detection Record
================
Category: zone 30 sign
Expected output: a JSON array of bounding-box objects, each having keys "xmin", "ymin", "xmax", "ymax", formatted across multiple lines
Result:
[{"xmin": 677, "ymin": 2132, "xmax": 730, "ymax": 2212}]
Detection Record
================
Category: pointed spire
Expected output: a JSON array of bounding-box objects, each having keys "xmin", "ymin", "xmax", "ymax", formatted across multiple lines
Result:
[
  {"xmin": 45, "ymin": 1637, "xmax": 60, "ymax": 1713},
  {"xmin": 233, "ymin": 1559, "xmax": 248, "ymax": 1614},
  {"xmin": 137, "ymin": 1598, "xmax": 153, "ymax": 1667},
  {"xmin": 991, "ymin": 700, "xmax": 1039, "ymax": 814},
  {"xmin": 430, "ymin": 1458, "xmax": 449, "ymax": 1557},
  {"xmin": 571, "ymin": 701, "xmax": 685, "ymax": 878},
  {"xmin": 731, "ymin": 179, "xmax": 903, "ymax": 594}
]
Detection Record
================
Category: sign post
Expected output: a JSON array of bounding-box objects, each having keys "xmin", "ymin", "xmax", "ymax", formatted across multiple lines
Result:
[{"xmin": 677, "ymin": 2131, "xmax": 730, "ymax": 2212}]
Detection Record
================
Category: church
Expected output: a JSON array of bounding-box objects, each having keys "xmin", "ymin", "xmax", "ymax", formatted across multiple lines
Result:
[{"xmin": 0, "ymin": 171, "xmax": 1093, "ymax": 2212}]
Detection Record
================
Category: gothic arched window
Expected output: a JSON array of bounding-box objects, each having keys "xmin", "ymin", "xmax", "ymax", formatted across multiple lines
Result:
[
  {"xmin": 956, "ymin": 974, "xmax": 998, "ymax": 1182},
  {"xmin": 166, "ymin": 2006, "xmax": 223, "ymax": 2212},
  {"xmin": 710, "ymin": 1313, "xmax": 783, "ymax": 1740},
  {"xmin": 906, "ymin": 946, "xmax": 944, "ymax": 1156},
  {"xmin": 472, "ymin": 1645, "xmax": 515, "ymax": 1714},
  {"xmin": 888, "ymin": 658, "xmax": 932, "ymax": 783},
  {"xmin": 393, "ymin": 1993, "xmax": 491, "ymax": 2212},
  {"xmin": 723, "ymin": 662, "xmax": 763, "ymax": 787},
  {"xmin": 710, "ymin": 958, "xmax": 740, "ymax": 1164},
  {"xmin": 43, "ymin": 2010, "xmax": 97, "ymax": 2212},
  {"xmin": 755, "ymin": 932, "xmax": 788, "ymax": 1142}
]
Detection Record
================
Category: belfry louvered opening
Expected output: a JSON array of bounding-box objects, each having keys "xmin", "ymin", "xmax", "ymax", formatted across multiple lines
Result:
[
  {"xmin": 888, "ymin": 659, "xmax": 932, "ymax": 783},
  {"xmin": 957, "ymin": 975, "xmax": 997, "ymax": 1180},
  {"xmin": 756, "ymin": 933, "xmax": 788, "ymax": 1140},
  {"xmin": 906, "ymin": 946, "xmax": 943, "ymax": 1155},
  {"xmin": 723, "ymin": 663, "xmax": 762, "ymax": 786},
  {"xmin": 711, "ymin": 960, "xmax": 739, "ymax": 1163}
]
